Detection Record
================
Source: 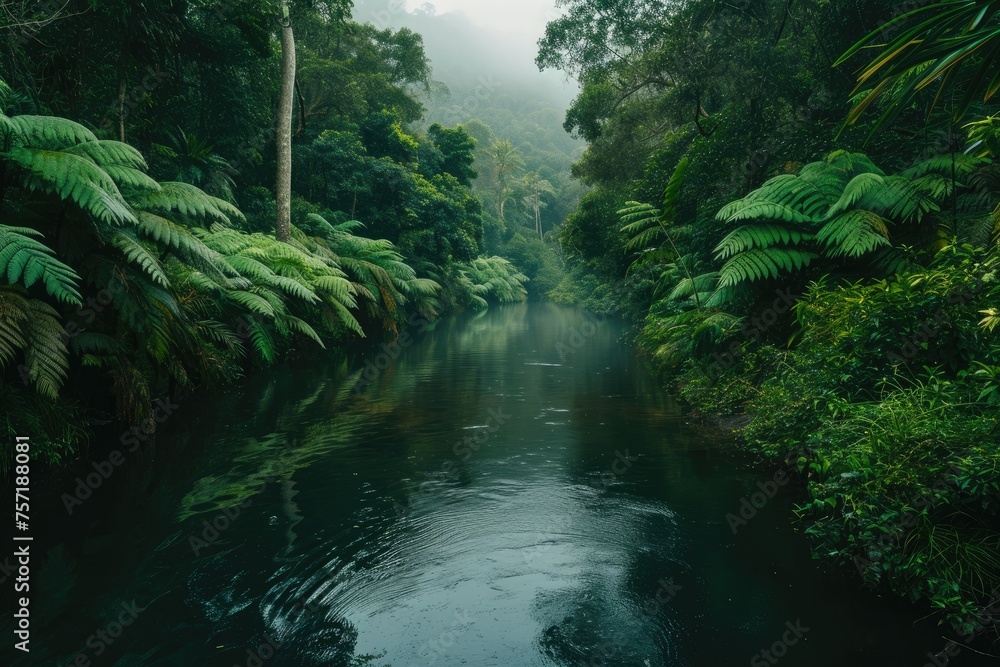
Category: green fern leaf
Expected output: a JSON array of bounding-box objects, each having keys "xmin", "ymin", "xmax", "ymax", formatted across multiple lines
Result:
[
  {"xmin": 718, "ymin": 248, "xmax": 817, "ymax": 287},
  {"xmin": 722, "ymin": 200, "xmax": 815, "ymax": 224},
  {"xmin": 714, "ymin": 225, "xmax": 811, "ymax": 260},
  {"xmin": 0, "ymin": 287, "xmax": 30, "ymax": 366},
  {"xmin": 0, "ymin": 225, "xmax": 82, "ymax": 305},
  {"xmin": 228, "ymin": 290, "xmax": 277, "ymax": 317},
  {"xmin": 816, "ymin": 210, "xmax": 892, "ymax": 258},
  {"xmin": 9, "ymin": 115, "xmax": 97, "ymax": 149},
  {"xmin": 22, "ymin": 299, "xmax": 69, "ymax": 400},
  {"xmin": 3, "ymin": 146, "xmax": 136, "ymax": 225},
  {"xmin": 109, "ymin": 231, "xmax": 169, "ymax": 287},
  {"xmin": 135, "ymin": 181, "xmax": 244, "ymax": 225}
]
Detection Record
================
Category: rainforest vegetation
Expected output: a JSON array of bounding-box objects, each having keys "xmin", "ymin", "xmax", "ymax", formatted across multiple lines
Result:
[
  {"xmin": 2, "ymin": 0, "xmax": 1000, "ymax": 657},
  {"xmin": 538, "ymin": 0, "xmax": 1000, "ymax": 643},
  {"xmin": 0, "ymin": 0, "xmax": 578, "ymax": 468}
]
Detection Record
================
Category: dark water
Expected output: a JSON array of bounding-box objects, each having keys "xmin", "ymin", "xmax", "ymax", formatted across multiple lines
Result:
[{"xmin": 8, "ymin": 303, "xmax": 985, "ymax": 666}]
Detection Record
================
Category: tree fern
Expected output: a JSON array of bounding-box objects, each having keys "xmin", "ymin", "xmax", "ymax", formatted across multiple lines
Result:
[
  {"xmin": 108, "ymin": 230, "xmax": 170, "ymax": 288},
  {"xmin": 5, "ymin": 114, "xmax": 98, "ymax": 150},
  {"xmin": 21, "ymin": 298, "xmax": 71, "ymax": 400},
  {"xmin": 717, "ymin": 248, "xmax": 818, "ymax": 288},
  {"xmin": 620, "ymin": 202, "xmax": 664, "ymax": 251},
  {"xmin": 711, "ymin": 151, "xmax": 981, "ymax": 288},
  {"xmin": 715, "ymin": 225, "xmax": 811, "ymax": 259},
  {"xmin": 134, "ymin": 181, "xmax": 243, "ymax": 226},
  {"xmin": 620, "ymin": 158, "xmax": 698, "ymax": 306},
  {"xmin": 0, "ymin": 287, "xmax": 30, "ymax": 367},
  {"xmin": 816, "ymin": 210, "xmax": 891, "ymax": 259},
  {"xmin": 3, "ymin": 146, "xmax": 136, "ymax": 225},
  {"xmin": 276, "ymin": 313, "xmax": 326, "ymax": 348},
  {"xmin": 0, "ymin": 225, "xmax": 82, "ymax": 305}
]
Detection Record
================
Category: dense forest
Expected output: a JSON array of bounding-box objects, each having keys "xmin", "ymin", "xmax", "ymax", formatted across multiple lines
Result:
[
  {"xmin": 2, "ymin": 0, "xmax": 1000, "ymax": 663},
  {"xmin": 1, "ymin": 0, "xmax": 552, "ymax": 464},
  {"xmin": 539, "ymin": 0, "xmax": 1000, "ymax": 646}
]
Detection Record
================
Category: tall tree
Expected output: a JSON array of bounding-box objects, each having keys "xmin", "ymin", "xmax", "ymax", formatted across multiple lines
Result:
[
  {"xmin": 276, "ymin": 0, "xmax": 295, "ymax": 241},
  {"xmin": 520, "ymin": 172, "xmax": 555, "ymax": 240},
  {"xmin": 489, "ymin": 139, "xmax": 522, "ymax": 223}
]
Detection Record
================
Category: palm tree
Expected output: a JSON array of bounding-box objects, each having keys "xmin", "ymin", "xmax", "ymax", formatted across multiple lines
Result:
[
  {"xmin": 488, "ymin": 139, "xmax": 523, "ymax": 223},
  {"xmin": 838, "ymin": 1, "xmax": 1000, "ymax": 135}
]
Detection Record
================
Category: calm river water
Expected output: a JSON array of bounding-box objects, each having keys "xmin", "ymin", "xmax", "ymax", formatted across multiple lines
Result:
[{"xmin": 11, "ymin": 303, "xmax": 983, "ymax": 666}]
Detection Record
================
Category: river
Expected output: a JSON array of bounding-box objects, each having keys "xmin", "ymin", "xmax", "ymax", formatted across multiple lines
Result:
[{"xmin": 12, "ymin": 303, "xmax": 979, "ymax": 666}]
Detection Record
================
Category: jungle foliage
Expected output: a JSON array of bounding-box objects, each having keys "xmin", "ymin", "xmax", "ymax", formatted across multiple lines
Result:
[
  {"xmin": 540, "ymin": 0, "xmax": 1000, "ymax": 641},
  {"xmin": 0, "ymin": 2, "xmax": 531, "ymax": 469}
]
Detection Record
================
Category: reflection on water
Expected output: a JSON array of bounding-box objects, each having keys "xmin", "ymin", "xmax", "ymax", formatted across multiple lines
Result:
[{"xmin": 11, "ymin": 303, "xmax": 985, "ymax": 666}]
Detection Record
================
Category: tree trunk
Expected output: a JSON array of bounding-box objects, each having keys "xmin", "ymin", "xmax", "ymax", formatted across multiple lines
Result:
[
  {"xmin": 275, "ymin": 3, "xmax": 296, "ymax": 242},
  {"xmin": 118, "ymin": 80, "xmax": 127, "ymax": 142}
]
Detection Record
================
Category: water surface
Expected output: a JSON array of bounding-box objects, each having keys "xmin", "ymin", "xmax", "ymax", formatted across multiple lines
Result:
[{"xmin": 12, "ymin": 303, "xmax": 976, "ymax": 666}]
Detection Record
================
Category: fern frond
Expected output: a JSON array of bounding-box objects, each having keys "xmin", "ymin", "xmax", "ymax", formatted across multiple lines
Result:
[
  {"xmin": 135, "ymin": 181, "xmax": 244, "ymax": 225},
  {"xmin": 721, "ymin": 200, "xmax": 816, "ymax": 225},
  {"xmin": 875, "ymin": 175, "xmax": 941, "ymax": 222},
  {"xmin": 327, "ymin": 298, "xmax": 365, "ymax": 335},
  {"xmin": 816, "ymin": 210, "xmax": 892, "ymax": 258},
  {"xmin": 246, "ymin": 317, "xmax": 277, "ymax": 363},
  {"xmin": 8, "ymin": 114, "xmax": 97, "ymax": 149},
  {"xmin": 3, "ymin": 146, "xmax": 136, "ymax": 224},
  {"xmin": 63, "ymin": 140, "xmax": 148, "ymax": 170},
  {"xmin": 0, "ymin": 287, "xmax": 29, "ymax": 366},
  {"xmin": 22, "ymin": 299, "xmax": 69, "ymax": 400},
  {"xmin": 718, "ymin": 248, "xmax": 817, "ymax": 287},
  {"xmin": 69, "ymin": 332, "xmax": 119, "ymax": 356},
  {"xmin": 229, "ymin": 290, "xmax": 278, "ymax": 317},
  {"xmin": 109, "ymin": 230, "xmax": 169, "ymax": 287},
  {"xmin": 312, "ymin": 275, "xmax": 357, "ymax": 308},
  {"xmin": 902, "ymin": 153, "xmax": 984, "ymax": 179},
  {"xmin": 715, "ymin": 225, "xmax": 810, "ymax": 260},
  {"xmin": 0, "ymin": 225, "xmax": 83, "ymax": 305},
  {"xmin": 825, "ymin": 172, "xmax": 886, "ymax": 218},
  {"xmin": 276, "ymin": 314, "xmax": 326, "ymax": 348}
]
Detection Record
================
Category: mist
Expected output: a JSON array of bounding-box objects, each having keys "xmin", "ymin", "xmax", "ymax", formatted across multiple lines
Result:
[{"xmin": 350, "ymin": 0, "xmax": 580, "ymax": 113}]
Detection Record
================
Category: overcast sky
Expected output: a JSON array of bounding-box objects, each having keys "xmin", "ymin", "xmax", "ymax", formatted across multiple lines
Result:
[{"xmin": 352, "ymin": 0, "xmax": 578, "ymax": 108}]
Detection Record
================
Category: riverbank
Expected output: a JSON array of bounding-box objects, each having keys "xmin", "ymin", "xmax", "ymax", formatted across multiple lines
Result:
[{"xmin": 629, "ymin": 247, "xmax": 1000, "ymax": 653}]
